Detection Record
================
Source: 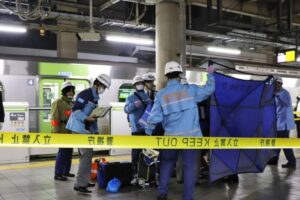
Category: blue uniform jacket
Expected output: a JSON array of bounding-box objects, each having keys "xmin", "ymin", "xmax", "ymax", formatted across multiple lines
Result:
[
  {"xmin": 66, "ymin": 87, "xmax": 99, "ymax": 134},
  {"xmin": 276, "ymin": 88, "xmax": 295, "ymax": 131},
  {"xmin": 146, "ymin": 74, "xmax": 215, "ymax": 137},
  {"xmin": 124, "ymin": 91, "xmax": 150, "ymax": 133}
]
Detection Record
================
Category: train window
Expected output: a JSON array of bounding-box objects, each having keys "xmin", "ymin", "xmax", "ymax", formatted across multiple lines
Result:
[{"xmin": 118, "ymin": 83, "xmax": 134, "ymax": 102}]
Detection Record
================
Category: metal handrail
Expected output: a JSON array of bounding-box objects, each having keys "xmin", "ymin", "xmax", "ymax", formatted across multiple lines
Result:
[{"xmin": 29, "ymin": 107, "xmax": 51, "ymax": 111}]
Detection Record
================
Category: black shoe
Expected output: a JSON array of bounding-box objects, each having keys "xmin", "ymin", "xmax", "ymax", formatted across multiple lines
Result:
[
  {"xmin": 87, "ymin": 182, "xmax": 95, "ymax": 187},
  {"xmin": 282, "ymin": 163, "xmax": 296, "ymax": 168},
  {"xmin": 74, "ymin": 186, "xmax": 92, "ymax": 193},
  {"xmin": 267, "ymin": 158, "xmax": 278, "ymax": 165},
  {"xmin": 157, "ymin": 194, "xmax": 167, "ymax": 200},
  {"xmin": 54, "ymin": 175, "xmax": 68, "ymax": 181},
  {"xmin": 268, "ymin": 161, "xmax": 278, "ymax": 165},
  {"xmin": 223, "ymin": 175, "xmax": 239, "ymax": 184},
  {"xmin": 64, "ymin": 173, "xmax": 75, "ymax": 177}
]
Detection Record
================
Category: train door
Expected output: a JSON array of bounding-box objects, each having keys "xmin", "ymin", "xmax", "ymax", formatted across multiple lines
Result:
[
  {"xmin": 30, "ymin": 78, "xmax": 89, "ymax": 156},
  {"xmin": 38, "ymin": 78, "xmax": 90, "ymax": 133}
]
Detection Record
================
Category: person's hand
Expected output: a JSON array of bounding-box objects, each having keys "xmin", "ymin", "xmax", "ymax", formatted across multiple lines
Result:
[
  {"xmin": 207, "ymin": 65, "xmax": 215, "ymax": 73},
  {"xmin": 145, "ymin": 128, "xmax": 152, "ymax": 135},
  {"xmin": 85, "ymin": 116, "xmax": 97, "ymax": 122}
]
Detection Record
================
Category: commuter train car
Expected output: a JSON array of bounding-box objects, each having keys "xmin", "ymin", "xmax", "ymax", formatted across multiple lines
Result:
[
  {"xmin": 0, "ymin": 60, "xmax": 144, "ymax": 162},
  {"xmin": 0, "ymin": 59, "xmax": 299, "ymax": 163}
]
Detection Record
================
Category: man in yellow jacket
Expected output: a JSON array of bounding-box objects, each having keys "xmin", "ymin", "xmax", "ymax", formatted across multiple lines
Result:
[{"xmin": 51, "ymin": 81, "xmax": 75, "ymax": 181}]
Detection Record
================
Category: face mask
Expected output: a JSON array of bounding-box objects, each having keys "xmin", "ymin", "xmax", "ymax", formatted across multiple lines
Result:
[
  {"xmin": 136, "ymin": 85, "xmax": 144, "ymax": 91},
  {"xmin": 67, "ymin": 96, "xmax": 74, "ymax": 100},
  {"xmin": 98, "ymin": 87, "xmax": 105, "ymax": 95}
]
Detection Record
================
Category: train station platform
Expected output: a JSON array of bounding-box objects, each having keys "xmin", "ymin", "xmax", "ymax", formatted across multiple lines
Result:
[{"xmin": 0, "ymin": 153, "xmax": 299, "ymax": 200}]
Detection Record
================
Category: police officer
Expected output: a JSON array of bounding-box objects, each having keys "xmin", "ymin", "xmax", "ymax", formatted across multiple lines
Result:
[
  {"xmin": 51, "ymin": 81, "xmax": 75, "ymax": 181},
  {"xmin": 146, "ymin": 61, "xmax": 215, "ymax": 200},
  {"xmin": 274, "ymin": 77, "xmax": 296, "ymax": 168},
  {"xmin": 124, "ymin": 75, "xmax": 150, "ymax": 185},
  {"xmin": 66, "ymin": 74, "xmax": 111, "ymax": 193},
  {"xmin": 142, "ymin": 73, "xmax": 164, "ymax": 185}
]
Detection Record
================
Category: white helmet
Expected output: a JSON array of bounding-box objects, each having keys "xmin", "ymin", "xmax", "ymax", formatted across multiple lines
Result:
[
  {"xmin": 142, "ymin": 73, "xmax": 156, "ymax": 81},
  {"xmin": 165, "ymin": 61, "xmax": 183, "ymax": 75},
  {"xmin": 132, "ymin": 75, "xmax": 144, "ymax": 85},
  {"xmin": 61, "ymin": 81, "xmax": 75, "ymax": 91},
  {"xmin": 96, "ymin": 74, "xmax": 111, "ymax": 88}
]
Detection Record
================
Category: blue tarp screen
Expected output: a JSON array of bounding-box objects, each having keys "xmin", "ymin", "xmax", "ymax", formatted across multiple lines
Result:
[{"xmin": 210, "ymin": 72, "xmax": 277, "ymax": 182}]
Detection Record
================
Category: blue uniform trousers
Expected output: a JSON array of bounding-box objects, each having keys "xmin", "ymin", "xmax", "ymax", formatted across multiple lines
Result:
[
  {"xmin": 159, "ymin": 149, "xmax": 198, "ymax": 200},
  {"xmin": 55, "ymin": 148, "xmax": 73, "ymax": 175}
]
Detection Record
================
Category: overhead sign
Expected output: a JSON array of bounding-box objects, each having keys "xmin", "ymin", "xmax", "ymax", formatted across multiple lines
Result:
[{"xmin": 277, "ymin": 49, "xmax": 297, "ymax": 63}]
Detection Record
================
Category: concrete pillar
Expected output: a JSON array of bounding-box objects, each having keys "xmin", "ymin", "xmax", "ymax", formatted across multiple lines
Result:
[
  {"xmin": 179, "ymin": 0, "xmax": 186, "ymax": 70},
  {"xmin": 56, "ymin": 2, "xmax": 78, "ymax": 59},
  {"xmin": 57, "ymin": 32, "xmax": 78, "ymax": 59},
  {"xmin": 155, "ymin": 1, "xmax": 181, "ymax": 90}
]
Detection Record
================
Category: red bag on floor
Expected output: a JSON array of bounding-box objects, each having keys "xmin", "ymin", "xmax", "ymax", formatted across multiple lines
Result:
[{"xmin": 91, "ymin": 158, "xmax": 107, "ymax": 180}]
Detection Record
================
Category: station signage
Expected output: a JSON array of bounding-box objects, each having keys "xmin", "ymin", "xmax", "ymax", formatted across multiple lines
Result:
[{"xmin": 277, "ymin": 49, "xmax": 297, "ymax": 63}]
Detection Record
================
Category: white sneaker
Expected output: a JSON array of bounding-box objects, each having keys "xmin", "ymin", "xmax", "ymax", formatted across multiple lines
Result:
[
  {"xmin": 138, "ymin": 179, "xmax": 145, "ymax": 186},
  {"xmin": 131, "ymin": 176, "xmax": 138, "ymax": 185}
]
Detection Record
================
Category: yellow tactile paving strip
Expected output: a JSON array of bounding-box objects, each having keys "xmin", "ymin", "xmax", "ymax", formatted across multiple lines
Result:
[
  {"xmin": 0, "ymin": 155, "xmax": 130, "ymax": 170},
  {"xmin": 1, "ymin": 150, "xmax": 299, "ymax": 171}
]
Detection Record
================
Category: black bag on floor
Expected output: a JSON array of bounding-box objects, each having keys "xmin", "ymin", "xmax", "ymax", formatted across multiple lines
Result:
[
  {"xmin": 137, "ymin": 149, "xmax": 159, "ymax": 187},
  {"xmin": 97, "ymin": 162, "xmax": 132, "ymax": 188}
]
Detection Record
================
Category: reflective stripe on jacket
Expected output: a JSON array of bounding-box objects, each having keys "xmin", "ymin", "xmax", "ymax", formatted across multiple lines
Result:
[
  {"xmin": 147, "ymin": 73, "xmax": 215, "ymax": 137},
  {"xmin": 124, "ymin": 91, "xmax": 150, "ymax": 133}
]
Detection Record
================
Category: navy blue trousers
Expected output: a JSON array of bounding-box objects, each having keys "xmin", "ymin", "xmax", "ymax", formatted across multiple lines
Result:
[
  {"xmin": 132, "ymin": 149, "xmax": 142, "ymax": 175},
  {"xmin": 55, "ymin": 148, "xmax": 73, "ymax": 175},
  {"xmin": 132, "ymin": 131, "xmax": 145, "ymax": 175},
  {"xmin": 275, "ymin": 130, "xmax": 296, "ymax": 165},
  {"xmin": 159, "ymin": 149, "xmax": 198, "ymax": 200}
]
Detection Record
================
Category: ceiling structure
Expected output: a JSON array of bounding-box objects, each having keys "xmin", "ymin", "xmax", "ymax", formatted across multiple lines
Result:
[{"xmin": 0, "ymin": 0, "xmax": 300, "ymax": 73}]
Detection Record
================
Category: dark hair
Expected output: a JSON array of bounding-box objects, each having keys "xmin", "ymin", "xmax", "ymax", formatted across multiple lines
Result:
[
  {"xmin": 61, "ymin": 86, "xmax": 75, "ymax": 96},
  {"xmin": 144, "ymin": 80, "xmax": 154, "ymax": 84},
  {"xmin": 166, "ymin": 72, "xmax": 181, "ymax": 80},
  {"xmin": 93, "ymin": 79, "xmax": 107, "ymax": 88},
  {"xmin": 93, "ymin": 79, "xmax": 101, "ymax": 86}
]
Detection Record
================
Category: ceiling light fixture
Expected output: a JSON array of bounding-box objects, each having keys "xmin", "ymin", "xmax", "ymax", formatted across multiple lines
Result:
[
  {"xmin": 249, "ymin": 46, "xmax": 256, "ymax": 51},
  {"xmin": 106, "ymin": 35, "xmax": 154, "ymax": 46},
  {"xmin": 0, "ymin": 24, "xmax": 27, "ymax": 33},
  {"xmin": 207, "ymin": 46, "xmax": 241, "ymax": 55}
]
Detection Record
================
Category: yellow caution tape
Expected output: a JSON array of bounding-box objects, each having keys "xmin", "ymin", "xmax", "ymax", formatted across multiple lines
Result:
[{"xmin": 0, "ymin": 132, "xmax": 300, "ymax": 149}]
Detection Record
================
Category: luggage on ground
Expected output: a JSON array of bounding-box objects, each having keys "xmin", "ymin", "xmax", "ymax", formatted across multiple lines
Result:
[{"xmin": 97, "ymin": 161, "xmax": 132, "ymax": 188}]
